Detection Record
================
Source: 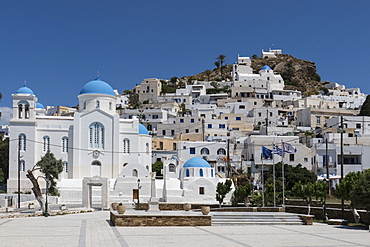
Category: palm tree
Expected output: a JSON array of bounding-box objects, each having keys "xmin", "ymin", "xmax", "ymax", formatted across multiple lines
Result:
[
  {"xmin": 214, "ymin": 61, "xmax": 220, "ymax": 70},
  {"xmin": 216, "ymin": 55, "xmax": 227, "ymax": 79},
  {"xmin": 204, "ymin": 70, "xmax": 212, "ymax": 81}
]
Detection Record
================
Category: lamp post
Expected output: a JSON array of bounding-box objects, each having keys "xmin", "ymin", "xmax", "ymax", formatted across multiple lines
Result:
[
  {"xmin": 323, "ymin": 178, "xmax": 327, "ymax": 223},
  {"xmin": 137, "ymin": 179, "xmax": 141, "ymax": 210}
]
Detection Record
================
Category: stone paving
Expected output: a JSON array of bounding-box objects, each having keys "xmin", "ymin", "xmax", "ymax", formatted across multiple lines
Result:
[{"xmin": 0, "ymin": 210, "xmax": 369, "ymax": 247}]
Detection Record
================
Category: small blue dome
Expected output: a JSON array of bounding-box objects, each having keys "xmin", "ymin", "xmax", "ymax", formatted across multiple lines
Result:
[
  {"xmin": 183, "ymin": 157, "xmax": 211, "ymax": 168},
  {"xmin": 16, "ymin": 85, "xmax": 35, "ymax": 95},
  {"xmin": 79, "ymin": 77, "xmax": 115, "ymax": 96},
  {"xmin": 36, "ymin": 102, "xmax": 44, "ymax": 109},
  {"xmin": 261, "ymin": 65, "xmax": 272, "ymax": 70},
  {"xmin": 138, "ymin": 123, "xmax": 149, "ymax": 135}
]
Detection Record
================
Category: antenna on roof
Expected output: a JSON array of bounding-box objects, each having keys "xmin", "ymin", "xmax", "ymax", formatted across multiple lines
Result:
[{"xmin": 24, "ymin": 80, "xmax": 27, "ymax": 86}]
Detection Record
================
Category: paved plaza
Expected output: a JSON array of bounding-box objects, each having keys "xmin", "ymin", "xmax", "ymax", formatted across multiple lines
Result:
[{"xmin": 0, "ymin": 210, "xmax": 369, "ymax": 247}]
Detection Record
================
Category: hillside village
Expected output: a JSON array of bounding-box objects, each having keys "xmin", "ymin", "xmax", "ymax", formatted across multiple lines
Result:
[
  {"xmin": 118, "ymin": 48, "xmax": 368, "ymax": 187},
  {"xmin": 3, "ymin": 48, "xmax": 370, "ymax": 205}
]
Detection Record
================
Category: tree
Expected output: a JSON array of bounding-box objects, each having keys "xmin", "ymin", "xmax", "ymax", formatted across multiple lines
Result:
[
  {"xmin": 336, "ymin": 169, "xmax": 370, "ymax": 211},
  {"xmin": 292, "ymin": 181, "xmax": 325, "ymax": 215},
  {"xmin": 232, "ymin": 183, "xmax": 252, "ymax": 206},
  {"xmin": 204, "ymin": 70, "xmax": 212, "ymax": 81},
  {"xmin": 216, "ymin": 179, "xmax": 232, "ymax": 207},
  {"xmin": 251, "ymin": 54, "xmax": 259, "ymax": 60},
  {"xmin": 214, "ymin": 61, "xmax": 220, "ymax": 70},
  {"xmin": 128, "ymin": 93, "xmax": 141, "ymax": 109},
  {"xmin": 152, "ymin": 161, "xmax": 163, "ymax": 176},
  {"xmin": 359, "ymin": 95, "xmax": 370, "ymax": 116},
  {"xmin": 216, "ymin": 55, "xmax": 227, "ymax": 79},
  {"xmin": 26, "ymin": 151, "xmax": 63, "ymax": 214}
]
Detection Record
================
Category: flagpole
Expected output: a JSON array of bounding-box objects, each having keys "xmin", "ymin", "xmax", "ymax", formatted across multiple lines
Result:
[
  {"xmin": 272, "ymin": 143, "xmax": 276, "ymax": 208},
  {"xmin": 281, "ymin": 141, "xmax": 285, "ymax": 211},
  {"xmin": 261, "ymin": 152, "xmax": 264, "ymax": 207}
]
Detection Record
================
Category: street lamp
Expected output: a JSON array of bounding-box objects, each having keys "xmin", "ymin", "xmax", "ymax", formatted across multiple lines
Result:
[
  {"xmin": 137, "ymin": 179, "xmax": 141, "ymax": 210},
  {"xmin": 323, "ymin": 178, "xmax": 327, "ymax": 223}
]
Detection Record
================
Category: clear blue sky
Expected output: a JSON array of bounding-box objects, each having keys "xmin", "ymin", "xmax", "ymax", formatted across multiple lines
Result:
[{"xmin": 1, "ymin": 0, "xmax": 369, "ymax": 109}]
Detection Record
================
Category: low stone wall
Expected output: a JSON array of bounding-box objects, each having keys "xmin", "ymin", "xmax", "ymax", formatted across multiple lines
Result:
[
  {"xmin": 110, "ymin": 211, "xmax": 211, "ymax": 226},
  {"xmin": 285, "ymin": 205, "xmax": 369, "ymax": 225},
  {"xmin": 135, "ymin": 203, "xmax": 218, "ymax": 211},
  {"xmin": 210, "ymin": 207, "xmax": 283, "ymax": 212}
]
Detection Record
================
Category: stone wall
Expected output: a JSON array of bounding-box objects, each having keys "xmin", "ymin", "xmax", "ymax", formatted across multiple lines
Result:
[
  {"xmin": 110, "ymin": 211, "xmax": 211, "ymax": 226},
  {"xmin": 135, "ymin": 203, "xmax": 218, "ymax": 211},
  {"xmin": 285, "ymin": 205, "xmax": 369, "ymax": 225}
]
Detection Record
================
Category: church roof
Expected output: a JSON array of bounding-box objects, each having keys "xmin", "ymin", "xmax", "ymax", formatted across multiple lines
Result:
[
  {"xmin": 16, "ymin": 85, "xmax": 35, "ymax": 95},
  {"xmin": 261, "ymin": 65, "xmax": 272, "ymax": 70},
  {"xmin": 79, "ymin": 77, "xmax": 115, "ymax": 96},
  {"xmin": 183, "ymin": 157, "xmax": 211, "ymax": 168},
  {"xmin": 138, "ymin": 123, "xmax": 149, "ymax": 135},
  {"xmin": 36, "ymin": 102, "xmax": 44, "ymax": 109}
]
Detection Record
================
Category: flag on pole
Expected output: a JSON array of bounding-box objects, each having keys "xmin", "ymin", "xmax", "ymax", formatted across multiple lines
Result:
[
  {"xmin": 273, "ymin": 144, "xmax": 284, "ymax": 157},
  {"xmin": 282, "ymin": 142, "xmax": 297, "ymax": 153},
  {"xmin": 262, "ymin": 146, "xmax": 272, "ymax": 159}
]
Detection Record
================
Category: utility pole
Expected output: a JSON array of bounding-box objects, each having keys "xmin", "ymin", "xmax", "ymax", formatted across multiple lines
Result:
[
  {"xmin": 266, "ymin": 109, "xmax": 269, "ymax": 135},
  {"xmin": 202, "ymin": 119, "xmax": 205, "ymax": 142},
  {"xmin": 324, "ymin": 138, "xmax": 329, "ymax": 222},
  {"xmin": 18, "ymin": 136, "xmax": 21, "ymax": 209},
  {"xmin": 340, "ymin": 116, "xmax": 344, "ymax": 218},
  {"xmin": 227, "ymin": 139, "xmax": 230, "ymax": 178}
]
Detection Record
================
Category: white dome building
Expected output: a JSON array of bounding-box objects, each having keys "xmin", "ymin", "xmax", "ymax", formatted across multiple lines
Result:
[{"xmin": 8, "ymin": 78, "xmax": 152, "ymax": 203}]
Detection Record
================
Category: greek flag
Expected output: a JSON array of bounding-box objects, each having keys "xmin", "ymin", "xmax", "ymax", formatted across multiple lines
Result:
[
  {"xmin": 273, "ymin": 145, "xmax": 284, "ymax": 157},
  {"xmin": 262, "ymin": 146, "xmax": 272, "ymax": 159},
  {"xmin": 282, "ymin": 142, "xmax": 297, "ymax": 153}
]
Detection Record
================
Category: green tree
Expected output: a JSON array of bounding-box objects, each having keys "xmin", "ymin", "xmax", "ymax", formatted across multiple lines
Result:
[
  {"xmin": 128, "ymin": 93, "xmax": 141, "ymax": 109},
  {"xmin": 0, "ymin": 138, "xmax": 9, "ymax": 185},
  {"xmin": 26, "ymin": 151, "xmax": 63, "ymax": 214},
  {"xmin": 216, "ymin": 55, "xmax": 227, "ymax": 79},
  {"xmin": 204, "ymin": 70, "xmax": 212, "ymax": 81},
  {"xmin": 336, "ymin": 169, "xmax": 370, "ymax": 211},
  {"xmin": 359, "ymin": 95, "xmax": 370, "ymax": 116},
  {"xmin": 232, "ymin": 183, "xmax": 252, "ymax": 206},
  {"xmin": 251, "ymin": 54, "xmax": 258, "ymax": 59},
  {"xmin": 152, "ymin": 161, "xmax": 163, "ymax": 176},
  {"xmin": 170, "ymin": 76, "xmax": 179, "ymax": 84},
  {"xmin": 292, "ymin": 181, "xmax": 325, "ymax": 215},
  {"xmin": 214, "ymin": 61, "xmax": 220, "ymax": 70},
  {"xmin": 216, "ymin": 179, "xmax": 232, "ymax": 207}
]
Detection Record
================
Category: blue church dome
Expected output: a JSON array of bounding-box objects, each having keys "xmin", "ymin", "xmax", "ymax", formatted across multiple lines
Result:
[
  {"xmin": 79, "ymin": 77, "xmax": 115, "ymax": 96},
  {"xmin": 16, "ymin": 85, "xmax": 35, "ymax": 95},
  {"xmin": 36, "ymin": 102, "xmax": 44, "ymax": 109},
  {"xmin": 261, "ymin": 65, "xmax": 272, "ymax": 70},
  {"xmin": 138, "ymin": 123, "xmax": 149, "ymax": 135},
  {"xmin": 183, "ymin": 157, "xmax": 211, "ymax": 168}
]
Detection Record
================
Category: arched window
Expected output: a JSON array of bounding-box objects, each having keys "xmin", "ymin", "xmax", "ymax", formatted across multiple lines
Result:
[
  {"xmin": 20, "ymin": 160, "xmax": 25, "ymax": 172},
  {"xmin": 146, "ymin": 143, "xmax": 149, "ymax": 154},
  {"xmin": 96, "ymin": 100, "xmax": 100, "ymax": 108},
  {"xmin": 211, "ymin": 169, "xmax": 214, "ymax": 177},
  {"xmin": 217, "ymin": 148, "xmax": 226, "ymax": 155},
  {"xmin": 19, "ymin": 134, "xmax": 26, "ymax": 151},
  {"xmin": 132, "ymin": 169, "xmax": 138, "ymax": 177},
  {"xmin": 43, "ymin": 136, "xmax": 50, "ymax": 152},
  {"xmin": 109, "ymin": 102, "xmax": 112, "ymax": 110},
  {"xmin": 169, "ymin": 164, "xmax": 176, "ymax": 173},
  {"xmin": 123, "ymin": 138, "xmax": 130, "ymax": 153},
  {"xmin": 62, "ymin": 137, "xmax": 68, "ymax": 153},
  {"xmin": 186, "ymin": 169, "xmax": 190, "ymax": 177},
  {"xmin": 63, "ymin": 161, "xmax": 68, "ymax": 173},
  {"xmin": 18, "ymin": 104, "xmax": 23, "ymax": 118},
  {"xmin": 83, "ymin": 101, "xmax": 86, "ymax": 109},
  {"xmin": 199, "ymin": 169, "xmax": 204, "ymax": 177},
  {"xmin": 89, "ymin": 122, "xmax": 104, "ymax": 149},
  {"xmin": 17, "ymin": 101, "xmax": 30, "ymax": 119},
  {"xmin": 200, "ymin": 148, "xmax": 209, "ymax": 155}
]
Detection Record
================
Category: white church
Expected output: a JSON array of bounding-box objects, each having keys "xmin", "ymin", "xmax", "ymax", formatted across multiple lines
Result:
[{"xmin": 8, "ymin": 78, "xmax": 232, "ymax": 205}]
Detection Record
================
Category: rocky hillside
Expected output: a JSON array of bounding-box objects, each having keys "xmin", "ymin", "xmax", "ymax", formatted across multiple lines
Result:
[
  {"xmin": 251, "ymin": 54, "xmax": 325, "ymax": 96},
  {"xmin": 180, "ymin": 54, "xmax": 327, "ymax": 96}
]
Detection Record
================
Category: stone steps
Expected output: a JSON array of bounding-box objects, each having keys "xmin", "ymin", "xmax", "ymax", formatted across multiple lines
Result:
[{"xmin": 211, "ymin": 213, "xmax": 304, "ymax": 225}]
